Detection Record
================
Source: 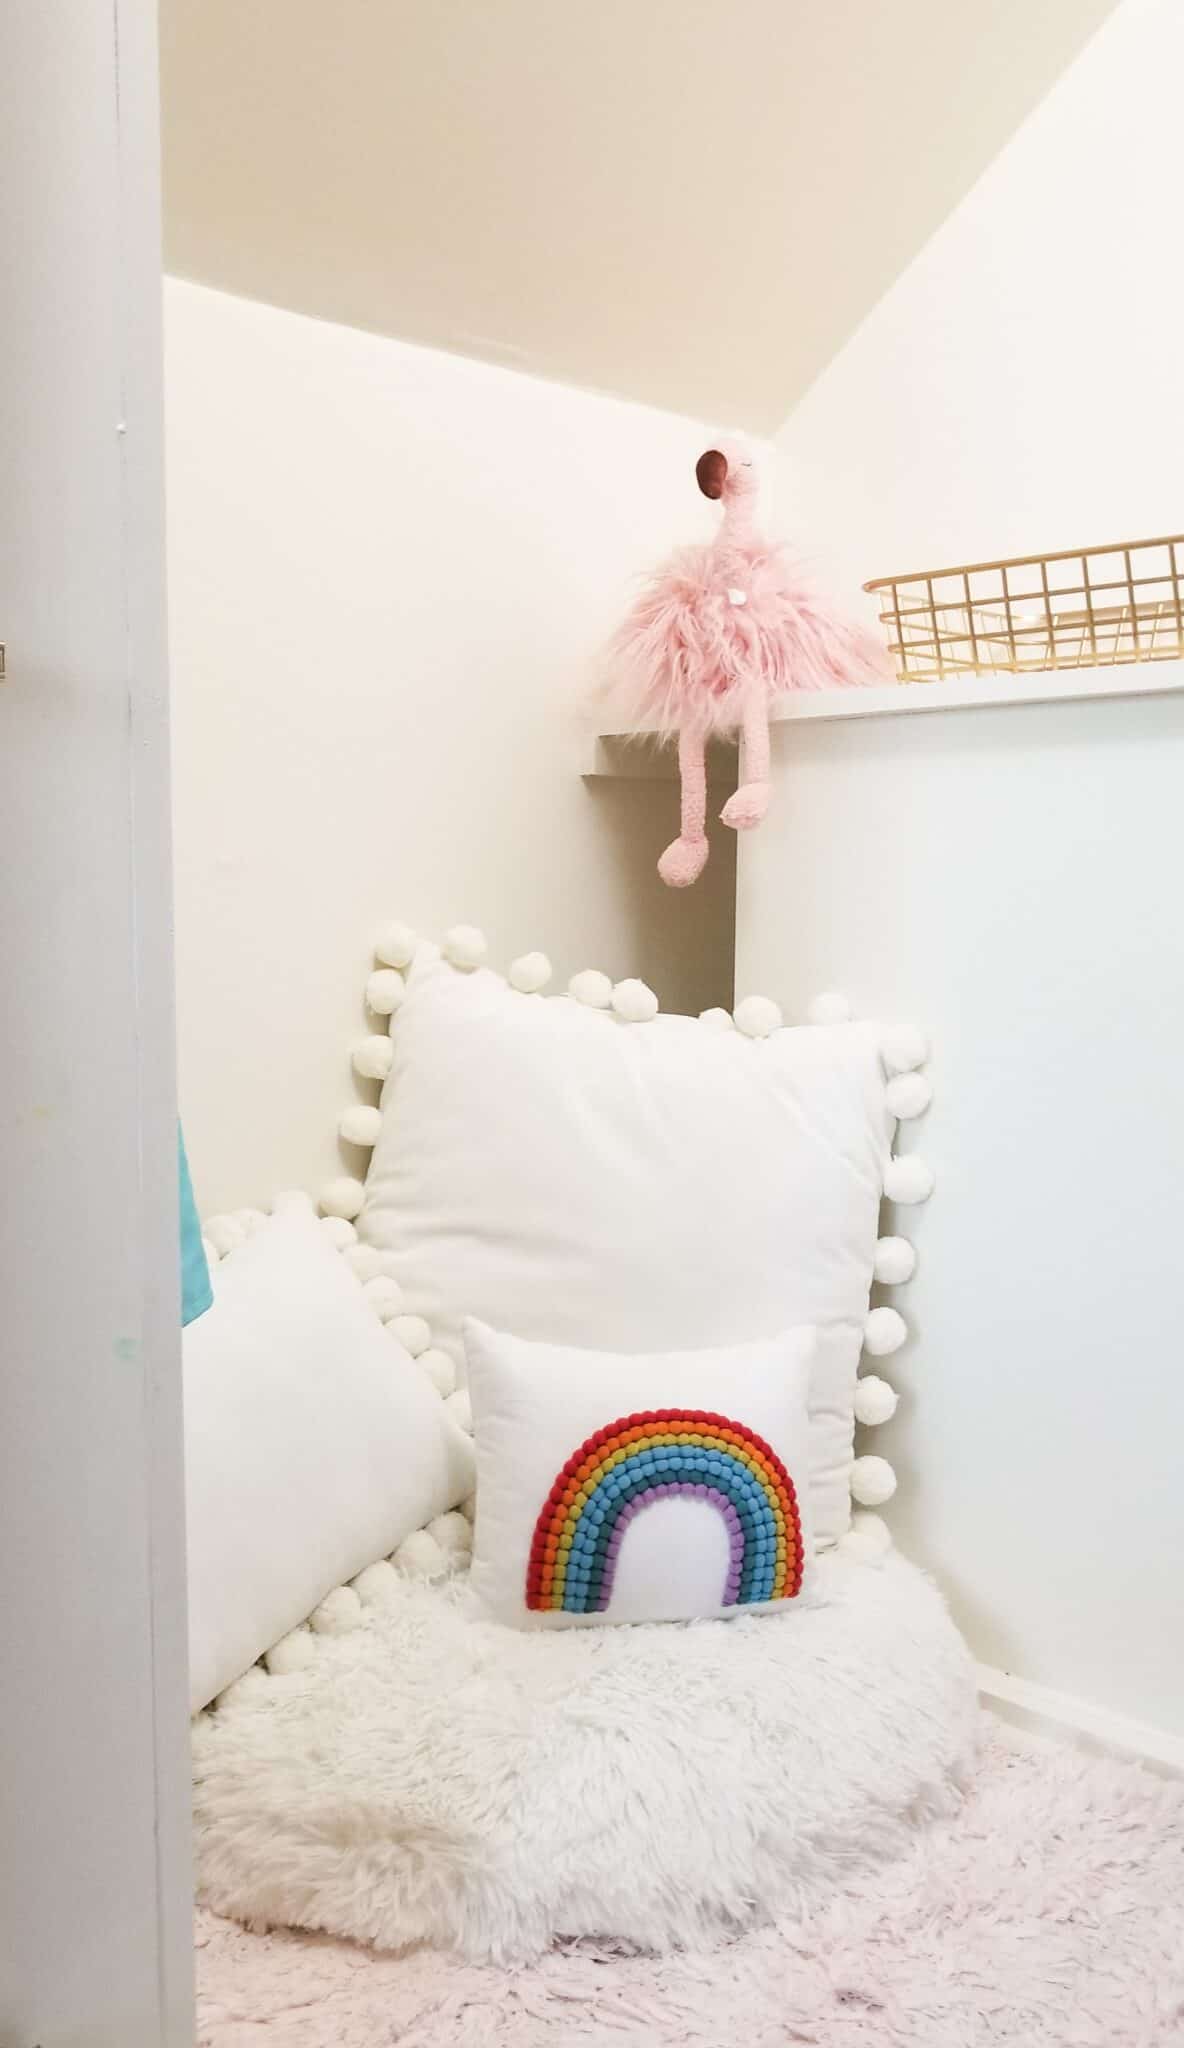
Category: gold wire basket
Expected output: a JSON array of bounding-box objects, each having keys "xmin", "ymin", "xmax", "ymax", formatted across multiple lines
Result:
[{"xmin": 865, "ymin": 534, "xmax": 1184, "ymax": 682}]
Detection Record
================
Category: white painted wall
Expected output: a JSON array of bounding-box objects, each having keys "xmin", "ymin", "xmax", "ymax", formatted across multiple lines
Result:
[
  {"xmin": 166, "ymin": 280, "xmax": 737, "ymax": 1213},
  {"xmin": 742, "ymin": 0, "xmax": 1184, "ymax": 1734},
  {"xmin": 0, "ymin": 3, "xmax": 192, "ymax": 2040}
]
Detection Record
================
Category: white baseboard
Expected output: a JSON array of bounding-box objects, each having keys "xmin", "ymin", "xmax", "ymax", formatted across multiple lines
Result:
[{"xmin": 978, "ymin": 1664, "xmax": 1184, "ymax": 1779}]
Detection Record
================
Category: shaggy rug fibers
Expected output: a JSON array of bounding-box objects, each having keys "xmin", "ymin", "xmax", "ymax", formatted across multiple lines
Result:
[
  {"xmin": 195, "ymin": 1730, "xmax": 1184, "ymax": 2046},
  {"xmin": 192, "ymin": 1554, "xmax": 976, "ymax": 1963}
]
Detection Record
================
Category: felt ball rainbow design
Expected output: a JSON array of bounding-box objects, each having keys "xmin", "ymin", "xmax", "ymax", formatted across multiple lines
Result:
[{"xmin": 526, "ymin": 1409, "xmax": 803, "ymax": 1615}]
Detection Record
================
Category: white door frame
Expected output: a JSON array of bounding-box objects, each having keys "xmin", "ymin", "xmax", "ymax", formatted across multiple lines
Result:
[{"xmin": 1, "ymin": 4, "xmax": 193, "ymax": 2041}]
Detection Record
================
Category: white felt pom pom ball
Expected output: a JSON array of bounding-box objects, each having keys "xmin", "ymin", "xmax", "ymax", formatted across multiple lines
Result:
[
  {"xmin": 880, "ymin": 1022, "xmax": 929, "ymax": 1076},
  {"xmin": 698, "ymin": 1007, "xmax": 735, "ymax": 1033},
  {"xmin": 343, "ymin": 1243, "xmax": 384, "ymax": 1284},
  {"xmin": 358, "ymin": 1210, "xmax": 400, "ymax": 1250},
  {"xmin": 428, "ymin": 1510, "xmax": 473, "ymax": 1556},
  {"xmin": 509, "ymin": 951, "xmax": 552, "ymax": 994},
  {"xmin": 374, "ymin": 921, "xmax": 418, "ymax": 970},
  {"xmin": 361, "ymin": 1276, "xmax": 404, "ymax": 1321},
  {"xmin": 338, "ymin": 1104, "xmax": 383, "ymax": 1148},
  {"xmin": 807, "ymin": 991, "xmax": 853, "ymax": 1027},
  {"xmin": 568, "ymin": 968, "xmax": 613, "ymax": 1008},
  {"xmin": 839, "ymin": 1512, "xmax": 893, "ymax": 1562},
  {"xmin": 232, "ymin": 1208, "xmax": 268, "ymax": 1238},
  {"xmin": 611, "ymin": 977, "xmax": 659, "ymax": 1023},
  {"xmin": 392, "ymin": 1529, "xmax": 449, "ymax": 1580},
  {"xmin": 214, "ymin": 1666, "xmax": 271, "ymax": 1712},
  {"xmin": 319, "ymin": 1215, "xmax": 358, "ymax": 1250},
  {"xmin": 417, "ymin": 1347, "xmax": 457, "ymax": 1398},
  {"xmin": 883, "ymin": 1155, "xmax": 935, "ymax": 1205},
  {"xmin": 864, "ymin": 1305, "xmax": 907, "ymax": 1357},
  {"xmin": 350, "ymin": 1560, "xmax": 401, "ymax": 1609},
  {"xmin": 854, "ymin": 1374, "xmax": 899, "ymax": 1426},
  {"xmin": 445, "ymin": 1387, "xmax": 474, "ymax": 1435},
  {"xmin": 850, "ymin": 1455, "xmax": 898, "ymax": 1507},
  {"xmin": 442, "ymin": 924, "xmax": 487, "ymax": 970},
  {"xmin": 320, "ymin": 1177, "xmax": 366, "ymax": 1221},
  {"xmin": 873, "ymin": 1235, "xmax": 917, "ymax": 1286},
  {"xmin": 885, "ymin": 1071, "xmax": 933, "ymax": 1121},
  {"xmin": 265, "ymin": 1629, "xmax": 317, "ymax": 1676},
  {"xmin": 204, "ymin": 1214, "xmax": 245, "ymax": 1258},
  {"xmin": 365, "ymin": 968, "xmax": 406, "ymax": 1017},
  {"xmin": 352, "ymin": 1035, "xmax": 394, "ymax": 1083},
  {"xmin": 309, "ymin": 1586, "xmax": 363, "ymax": 1636},
  {"xmin": 390, "ymin": 1314, "xmax": 432, "ymax": 1358},
  {"xmin": 734, "ymin": 995, "xmax": 783, "ymax": 1039}
]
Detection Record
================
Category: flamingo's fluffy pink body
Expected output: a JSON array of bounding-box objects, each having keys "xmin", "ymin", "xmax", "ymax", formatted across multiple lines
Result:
[{"xmin": 604, "ymin": 440, "xmax": 889, "ymax": 886}]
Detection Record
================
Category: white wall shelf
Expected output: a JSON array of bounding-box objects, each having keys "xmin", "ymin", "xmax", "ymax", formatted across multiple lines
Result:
[{"xmin": 583, "ymin": 657, "xmax": 1184, "ymax": 778}]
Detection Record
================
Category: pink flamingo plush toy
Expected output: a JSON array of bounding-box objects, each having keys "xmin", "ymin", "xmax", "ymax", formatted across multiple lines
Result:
[{"xmin": 605, "ymin": 437, "xmax": 888, "ymax": 886}]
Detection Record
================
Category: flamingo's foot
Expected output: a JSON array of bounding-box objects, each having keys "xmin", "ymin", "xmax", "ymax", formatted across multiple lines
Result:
[
  {"xmin": 657, "ymin": 833, "xmax": 709, "ymax": 888},
  {"xmin": 720, "ymin": 781, "xmax": 770, "ymax": 831}
]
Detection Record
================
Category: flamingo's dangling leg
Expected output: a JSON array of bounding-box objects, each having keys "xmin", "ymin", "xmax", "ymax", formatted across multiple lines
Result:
[
  {"xmin": 720, "ymin": 702, "xmax": 771, "ymax": 830},
  {"xmin": 657, "ymin": 727, "xmax": 710, "ymax": 887}
]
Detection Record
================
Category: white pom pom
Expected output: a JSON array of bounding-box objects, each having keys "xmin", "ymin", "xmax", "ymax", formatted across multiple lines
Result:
[
  {"xmin": 417, "ymin": 1347, "xmax": 457, "ymax": 1398},
  {"xmin": 358, "ymin": 1209, "xmax": 400, "ymax": 1249},
  {"xmin": 850, "ymin": 1455, "xmax": 897, "ymax": 1507},
  {"xmin": 459, "ymin": 1492, "xmax": 477, "ymax": 1524},
  {"xmin": 343, "ymin": 1243, "xmax": 384, "ymax": 1284},
  {"xmin": 374, "ymin": 921, "xmax": 418, "ymax": 969},
  {"xmin": 864, "ymin": 1305, "xmax": 907, "ymax": 1357},
  {"xmin": 232, "ymin": 1207, "xmax": 268, "ymax": 1238},
  {"xmin": 428, "ymin": 1510, "xmax": 473, "ymax": 1556},
  {"xmin": 338, "ymin": 1104, "xmax": 383, "ymax": 1148},
  {"xmin": 698, "ymin": 1007, "xmax": 735, "ymax": 1033},
  {"xmin": 568, "ymin": 968, "xmax": 613, "ymax": 1008},
  {"xmin": 366, "ymin": 967, "xmax": 406, "ymax": 1017},
  {"xmin": 839, "ymin": 1511, "xmax": 893, "ymax": 1562},
  {"xmin": 611, "ymin": 977, "xmax": 659, "ymax": 1023},
  {"xmin": 445, "ymin": 1387, "xmax": 474, "ymax": 1435},
  {"xmin": 853, "ymin": 1374, "xmax": 899, "ymax": 1426},
  {"xmin": 265, "ymin": 1629, "xmax": 317, "ymax": 1676},
  {"xmin": 734, "ymin": 994, "xmax": 783, "ymax": 1040},
  {"xmin": 390, "ymin": 1313, "xmax": 432, "ymax": 1358},
  {"xmin": 319, "ymin": 1176, "xmax": 366, "ymax": 1221},
  {"xmin": 352, "ymin": 1035, "xmax": 394, "ymax": 1082},
  {"xmin": 214, "ymin": 1666, "xmax": 271, "ymax": 1712},
  {"xmin": 509, "ymin": 951, "xmax": 552, "ymax": 994},
  {"xmin": 883, "ymin": 1155, "xmax": 935, "ymax": 1205},
  {"xmin": 442, "ymin": 924, "xmax": 487, "ymax": 971},
  {"xmin": 885, "ymin": 1071, "xmax": 933, "ymax": 1121},
  {"xmin": 204, "ymin": 1214, "xmax": 245, "ymax": 1257},
  {"xmin": 807, "ymin": 991, "xmax": 853, "ymax": 1027},
  {"xmin": 319, "ymin": 1214, "xmax": 358, "ymax": 1251},
  {"xmin": 873, "ymin": 1235, "xmax": 916, "ymax": 1286},
  {"xmin": 350, "ymin": 1560, "xmax": 401, "ymax": 1609},
  {"xmin": 880, "ymin": 1022, "xmax": 929, "ymax": 1076},
  {"xmin": 392, "ymin": 1529, "xmax": 449, "ymax": 1580},
  {"xmin": 309, "ymin": 1586, "xmax": 363, "ymax": 1636},
  {"xmin": 361, "ymin": 1276, "xmax": 404, "ymax": 1321}
]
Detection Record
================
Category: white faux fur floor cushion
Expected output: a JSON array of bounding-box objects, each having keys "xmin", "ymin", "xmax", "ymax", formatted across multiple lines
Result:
[{"xmin": 192, "ymin": 1553, "xmax": 976, "ymax": 1965}]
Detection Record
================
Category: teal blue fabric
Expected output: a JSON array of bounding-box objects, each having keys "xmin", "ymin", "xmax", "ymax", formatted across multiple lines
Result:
[{"xmin": 179, "ymin": 1124, "xmax": 213, "ymax": 1327}]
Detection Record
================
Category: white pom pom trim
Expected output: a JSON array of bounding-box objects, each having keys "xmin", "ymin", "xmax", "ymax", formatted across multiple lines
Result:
[
  {"xmin": 568, "ymin": 968, "xmax": 613, "ymax": 1008},
  {"xmin": 838, "ymin": 1511, "xmax": 893, "ymax": 1562},
  {"xmin": 885, "ymin": 1071, "xmax": 933, "ymax": 1121},
  {"xmin": 611, "ymin": 977, "xmax": 659, "ymax": 1023},
  {"xmin": 806, "ymin": 991, "xmax": 853, "ymax": 1027},
  {"xmin": 390, "ymin": 1314, "xmax": 432, "ymax": 1358},
  {"xmin": 442, "ymin": 924, "xmax": 488, "ymax": 971},
  {"xmin": 319, "ymin": 1177, "xmax": 366, "ymax": 1221},
  {"xmin": 343, "ymin": 1243, "xmax": 384, "ymax": 1283},
  {"xmin": 733, "ymin": 994, "xmax": 783, "ymax": 1039},
  {"xmin": 338, "ymin": 1104, "xmax": 383, "ymax": 1148},
  {"xmin": 873, "ymin": 1235, "xmax": 917, "ymax": 1286},
  {"xmin": 352, "ymin": 1035, "xmax": 394, "ymax": 1082},
  {"xmin": 427, "ymin": 1510, "xmax": 473, "ymax": 1556},
  {"xmin": 880, "ymin": 1022, "xmax": 929, "ymax": 1076},
  {"xmin": 883, "ymin": 1155, "xmax": 935, "ymax": 1205},
  {"xmin": 392, "ymin": 1529, "xmax": 449, "ymax": 1580},
  {"xmin": 863, "ymin": 1305, "xmax": 907, "ymax": 1357},
  {"xmin": 361, "ymin": 1276, "xmax": 404, "ymax": 1321},
  {"xmin": 350, "ymin": 1560, "xmax": 401, "ymax": 1609},
  {"xmin": 309, "ymin": 1586, "xmax": 363, "ymax": 1636},
  {"xmin": 698, "ymin": 1007, "xmax": 734, "ymax": 1032},
  {"xmin": 509, "ymin": 951, "xmax": 552, "ymax": 994},
  {"xmin": 365, "ymin": 967, "xmax": 406, "ymax": 1017},
  {"xmin": 204, "ymin": 1214, "xmax": 245, "ymax": 1257},
  {"xmin": 853, "ymin": 1374, "xmax": 899, "ymax": 1426},
  {"xmin": 850, "ymin": 1454, "xmax": 898, "ymax": 1507},
  {"xmin": 319, "ymin": 1214, "xmax": 357, "ymax": 1251},
  {"xmin": 445, "ymin": 1387, "xmax": 474, "ymax": 1435},
  {"xmin": 374, "ymin": 921, "xmax": 418, "ymax": 970},
  {"xmin": 264, "ymin": 1629, "xmax": 317, "ymax": 1676},
  {"xmin": 417, "ymin": 1347, "xmax": 457, "ymax": 1398}
]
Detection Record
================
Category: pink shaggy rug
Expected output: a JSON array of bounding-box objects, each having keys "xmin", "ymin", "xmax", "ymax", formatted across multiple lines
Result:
[{"xmin": 196, "ymin": 1730, "xmax": 1184, "ymax": 2047}]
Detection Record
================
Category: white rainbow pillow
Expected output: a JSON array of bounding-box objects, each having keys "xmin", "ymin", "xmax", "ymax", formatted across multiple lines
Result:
[{"xmin": 325, "ymin": 925, "xmax": 934, "ymax": 1551}]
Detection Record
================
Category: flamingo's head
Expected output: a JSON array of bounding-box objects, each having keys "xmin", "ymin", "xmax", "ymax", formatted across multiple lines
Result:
[{"xmin": 695, "ymin": 436, "xmax": 760, "ymax": 503}]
